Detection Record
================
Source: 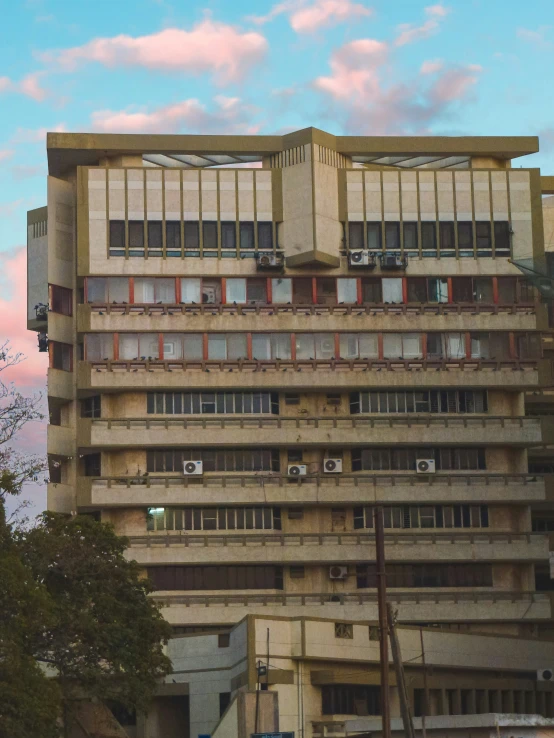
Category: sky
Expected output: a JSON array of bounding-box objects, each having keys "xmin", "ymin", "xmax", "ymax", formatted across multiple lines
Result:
[{"xmin": 0, "ymin": 0, "xmax": 553, "ymax": 516}]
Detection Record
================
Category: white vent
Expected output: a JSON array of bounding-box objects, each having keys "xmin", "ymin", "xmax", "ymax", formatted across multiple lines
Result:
[
  {"xmin": 416, "ymin": 459, "xmax": 435, "ymax": 474},
  {"xmin": 329, "ymin": 565, "xmax": 348, "ymax": 580},
  {"xmin": 183, "ymin": 460, "xmax": 203, "ymax": 476},
  {"xmin": 324, "ymin": 459, "xmax": 343, "ymax": 474},
  {"xmin": 349, "ymin": 250, "xmax": 371, "ymax": 267},
  {"xmin": 287, "ymin": 464, "xmax": 307, "ymax": 477},
  {"xmin": 538, "ymin": 669, "xmax": 554, "ymax": 682}
]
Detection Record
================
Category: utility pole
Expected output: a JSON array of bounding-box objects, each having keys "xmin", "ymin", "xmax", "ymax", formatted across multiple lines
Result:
[
  {"xmin": 420, "ymin": 628, "xmax": 429, "ymax": 738},
  {"xmin": 374, "ymin": 506, "xmax": 391, "ymax": 738},
  {"xmin": 387, "ymin": 602, "xmax": 415, "ymax": 738}
]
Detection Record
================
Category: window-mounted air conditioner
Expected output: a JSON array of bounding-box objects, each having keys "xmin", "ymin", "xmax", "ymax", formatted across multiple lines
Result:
[
  {"xmin": 329, "ymin": 565, "xmax": 348, "ymax": 580},
  {"xmin": 380, "ymin": 252, "xmax": 407, "ymax": 270},
  {"xmin": 287, "ymin": 464, "xmax": 307, "ymax": 477},
  {"xmin": 183, "ymin": 460, "xmax": 203, "ymax": 476},
  {"xmin": 349, "ymin": 251, "xmax": 375, "ymax": 268},
  {"xmin": 324, "ymin": 459, "xmax": 343, "ymax": 474},
  {"xmin": 538, "ymin": 669, "xmax": 554, "ymax": 682},
  {"xmin": 416, "ymin": 459, "xmax": 435, "ymax": 474}
]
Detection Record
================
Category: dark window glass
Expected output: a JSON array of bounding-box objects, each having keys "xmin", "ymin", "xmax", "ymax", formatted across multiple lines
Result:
[
  {"xmin": 219, "ymin": 693, "xmax": 231, "ymax": 716},
  {"xmin": 51, "ymin": 342, "xmax": 72, "ymax": 372},
  {"xmin": 293, "ymin": 278, "xmax": 313, "ymax": 304},
  {"xmin": 148, "ymin": 221, "xmax": 163, "ymax": 250},
  {"xmin": 258, "ymin": 222, "xmax": 273, "ymax": 250},
  {"xmin": 452, "ymin": 277, "xmax": 473, "ymax": 302},
  {"xmin": 110, "ymin": 221, "xmax": 125, "ymax": 248},
  {"xmin": 83, "ymin": 453, "xmax": 101, "ymax": 477},
  {"xmin": 184, "ymin": 222, "xmax": 199, "ymax": 251},
  {"xmin": 494, "ymin": 221, "xmax": 511, "ymax": 254},
  {"xmin": 498, "ymin": 278, "xmax": 517, "ymax": 303},
  {"xmin": 407, "ymin": 278, "xmax": 427, "ymax": 303},
  {"xmin": 81, "ymin": 396, "xmax": 101, "ymax": 418},
  {"xmin": 240, "ymin": 222, "xmax": 254, "ymax": 251},
  {"xmin": 476, "ymin": 222, "xmax": 492, "ymax": 251},
  {"xmin": 439, "ymin": 222, "xmax": 455, "ymax": 251},
  {"xmin": 349, "ymin": 222, "xmax": 364, "ymax": 250},
  {"xmin": 128, "ymin": 221, "xmax": 144, "ymax": 248},
  {"xmin": 166, "ymin": 222, "xmax": 181, "ymax": 251},
  {"xmin": 322, "ymin": 685, "xmax": 380, "ymax": 716},
  {"xmin": 50, "ymin": 285, "xmax": 72, "ymax": 316},
  {"xmin": 421, "ymin": 222, "xmax": 436, "ymax": 251},
  {"xmin": 385, "ymin": 222, "xmax": 399, "ymax": 250},
  {"xmin": 356, "ymin": 563, "xmax": 492, "ymax": 589},
  {"xmin": 403, "ymin": 222, "xmax": 418, "ymax": 250},
  {"xmin": 247, "ymin": 279, "xmax": 268, "ymax": 304},
  {"xmin": 221, "ymin": 222, "xmax": 236, "ymax": 250},
  {"xmin": 361, "ymin": 278, "xmax": 382, "ymax": 303},
  {"xmin": 457, "ymin": 222, "xmax": 473, "ymax": 252},
  {"xmin": 367, "ymin": 223, "xmax": 381, "ymax": 250},
  {"xmin": 203, "ymin": 221, "xmax": 218, "ymax": 250},
  {"xmin": 147, "ymin": 565, "xmax": 284, "ymax": 591}
]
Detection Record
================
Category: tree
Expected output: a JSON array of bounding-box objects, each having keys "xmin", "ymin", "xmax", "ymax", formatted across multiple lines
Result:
[{"xmin": 18, "ymin": 512, "xmax": 172, "ymax": 730}]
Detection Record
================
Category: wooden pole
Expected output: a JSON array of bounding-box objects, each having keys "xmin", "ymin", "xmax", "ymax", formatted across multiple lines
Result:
[
  {"xmin": 374, "ymin": 506, "xmax": 391, "ymax": 738},
  {"xmin": 387, "ymin": 602, "xmax": 415, "ymax": 738}
]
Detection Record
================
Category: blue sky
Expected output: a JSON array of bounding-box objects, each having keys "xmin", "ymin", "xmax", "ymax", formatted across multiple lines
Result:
[{"xmin": 0, "ymin": 0, "xmax": 553, "ymax": 513}]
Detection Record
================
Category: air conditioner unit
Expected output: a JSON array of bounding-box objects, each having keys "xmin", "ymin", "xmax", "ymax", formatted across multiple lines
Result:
[
  {"xmin": 380, "ymin": 253, "xmax": 406, "ymax": 270},
  {"xmin": 416, "ymin": 459, "xmax": 436, "ymax": 474},
  {"xmin": 183, "ymin": 460, "xmax": 203, "ymax": 476},
  {"xmin": 329, "ymin": 565, "xmax": 348, "ymax": 580},
  {"xmin": 349, "ymin": 250, "xmax": 375, "ymax": 268},
  {"xmin": 324, "ymin": 459, "xmax": 343, "ymax": 474},
  {"xmin": 257, "ymin": 253, "xmax": 283, "ymax": 270},
  {"xmin": 538, "ymin": 668, "xmax": 554, "ymax": 682},
  {"xmin": 288, "ymin": 464, "xmax": 307, "ymax": 477}
]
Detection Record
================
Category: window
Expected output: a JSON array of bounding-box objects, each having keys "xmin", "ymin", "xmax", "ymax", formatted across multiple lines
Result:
[
  {"xmin": 258, "ymin": 222, "xmax": 273, "ymax": 250},
  {"xmin": 316, "ymin": 278, "xmax": 337, "ymax": 305},
  {"xmin": 339, "ymin": 334, "xmax": 378, "ymax": 360},
  {"xmin": 81, "ymin": 396, "xmax": 101, "ymax": 418},
  {"xmin": 147, "ymin": 221, "xmax": 163, "ymax": 256},
  {"xmin": 292, "ymin": 278, "xmax": 313, "ymax": 304},
  {"xmin": 272, "ymin": 278, "xmax": 292, "ymax": 304},
  {"xmin": 221, "ymin": 222, "xmax": 236, "ymax": 251},
  {"xmin": 208, "ymin": 334, "xmax": 247, "ymax": 360},
  {"xmin": 134, "ymin": 278, "xmax": 176, "ymax": 303},
  {"xmin": 109, "ymin": 221, "xmax": 125, "ymax": 252},
  {"xmin": 83, "ymin": 453, "xmax": 101, "ymax": 477},
  {"xmin": 180, "ymin": 278, "xmax": 201, "ymax": 304},
  {"xmin": 439, "ymin": 222, "xmax": 455, "ymax": 254},
  {"xmin": 350, "ymin": 390, "xmax": 487, "ymax": 414},
  {"xmin": 119, "ymin": 333, "xmax": 159, "ymax": 360},
  {"xmin": 240, "ymin": 222, "xmax": 254, "ymax": 251},
  {"xmin": 498, "ymin": 278, "xmax": 517, "ymax": 304},
  {"xmin": 166, "ymin": 221, "xmax": 181, "ymax": 255},
  {"xmin": 421, "ymin": 222, "xmax": 437, "ymax": 253},
  {"xmin": 50, "ymin": 285, "xmax": 72, "ymax": 316},
  {"xmin": 184, "ymin": 222, "xmax": 200, "ymax": 252},
  {"xmin": 147, "ymin": 392, "xmax": 279, "ymax": 415},
  {"xmin": 476, "ymin": 222, "xmax": 492, "ymax": 254},
  {"xmin": 356, "ymin": 563, "xmax": 492, "ymax": 588},
  {"xmin": 457, "ymin": 222, "xmax": 473, "ymax": 255},
  {"xmin": 296, "ymin": 333, "xmax": 335, "ymax": 359},
  {"xmin": 51, "ymin": 342, "xmax": 72, "ymax": 371},
  {"xmin": 385, "ymin": 222, "xmax": 399, "ymax": 250},
  {"xmin": 367, "ymin": 223, "xmax": 381, "ymax": 250},
  {"xmin": 202, "ymin": 279, "xmax": 222, "ymax": 304},
  {"xmin": 203, "ymin": 221, "xmax": 218, "ymax": 251},
  {"xmin": 428, "ymin": 278, "xmax": 448, "ymax": 303},
  {"xmin": 407, "ymin": 278, "xmax": 427, "ymax": 303},
  {"xmin": 219, "ymin": 693, "xmax": 231, "ymax": 717},
  {"xmin": 335, "ymin": 623, "xmax": 353, "ymax": 639},
  {"xmin": 86, "ymin": 277, "xmax": 129, "ymax": 304},
  {"xmin": 251, "ymin": 333, "xmax": 291, "ymax": 360},
  {"xmin": 337, "ymin": 278, "xmax": 358, "ymax": 304},
  {"xmin": 361, "ymin": 278, "xmax": 382, "ymax": 303},
  {"xmin": 85, "ymin": 334, "xmax": 114, "ymax": 361},
  {"xmin": 226, "ymin": 279, "xmax": 246, "ymax": 304},
  {"xmin": 128, "ymin": 221, "xmax": 144, "ymax": 253},
  {"xmin": 517, "ymin": 332, "xmax": 542, "ymax": 359},
  {"xmin": 290, "ymin": 565, "xmax": 305, "ymax": 578},
  {"xmin": 351, "ymin": 447, "xmax": 486, "ymax": 472},
  {"xmin": 147, "ymin": 507, "xmax": 281, "ymax": 531},
  {"xmin": 403, "ymin": 222, "xmax": 418, "ymax": 251},
  {"xmin": 349, "ymin": 222, "xmax": 364, "ymax": 250},
  {"xmin": 383, "ymin": 333, "xmax": 422, "ymax": 359},
  {"xmin": 382, "ymin": 278, "xmax": 403, "ymax": 303},
  {"xmin": 473, "ymin": 278, "xmax": 493, "ymax": 303},
  {"xmin": 322, "ymin": 685, "xmax": 380, "ymax": 716},
  {"xmin": 494, "ymin": 221, "xmax": 511, "ymax": 255},
  {"xmin": 452, "ymin": 277, "xmax": 473, "ymax": 303},
  {"xmin": 354, "ymin": 505, "xmax": 489, "ymax": 530},
  {"xmin": 247, "ymin": 279, "xmax": 268, "ymax": 304},
  {"xmin": 147, "ymin": 565, "xmax": 284, "ymax": 591},
  {"xmin": 147, "ymin": 449, "xmax": 280, "ymax": 473}
]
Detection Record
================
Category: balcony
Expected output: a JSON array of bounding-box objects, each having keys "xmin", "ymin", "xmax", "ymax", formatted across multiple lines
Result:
[
  {"xmin": 78, "ymin": 415, "xmax": 542, "ymax": 449},
  {"xmin": 77, "ymin": 358, "xmax": 544, "ymax": 392},
  {"xmin": 48, "ymin": 367, "xmax": 73, "ymax": 401},
  {"xmin": 78, "ymin": 302, "xmax": 541, "ymax": 334},
  {"xmin": 151, "ymin": 590, "xmax": 552, "ymax": 626},
  {"xmin": 125, "ymin": 531, "xmax": 548, "ymax": 566},
  {"xmin": 77, "ymin": 473, "xmax": 548, "ymax": 509},
  {"xmin": 47, "ymin": 424, "xmax": 74, "ymax": 457}
]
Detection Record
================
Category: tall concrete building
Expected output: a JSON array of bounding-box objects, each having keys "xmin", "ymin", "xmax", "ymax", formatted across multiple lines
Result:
[{"xmin": 27, "ymin": 129, "xmax": 554, "ymax": 736}]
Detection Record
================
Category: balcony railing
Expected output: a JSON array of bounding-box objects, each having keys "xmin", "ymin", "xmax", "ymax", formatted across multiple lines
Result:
[
  {"xmin": 88, "ymin": 415, "xmax": 539, "ymax": 432},
  {"xmin": 128, "ymin": 531, "xmax": 543, "ymax": 547},
  {"xmin": 85, "ymin": 358, "xmax": 539, "ymax": 375},
  {"xmin": 151, "ymin": 589, "xmax": 549, "ymax": 609},
  {"xmin": 88, "ymin": 302, "xmax": 537, "ymax": 318},
  {"xmin": 88, "ymin": 472, "xmax": 545, "ymax": 489}
]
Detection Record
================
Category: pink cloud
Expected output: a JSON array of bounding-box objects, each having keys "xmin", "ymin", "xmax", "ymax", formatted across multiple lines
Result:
[
  {"xmin": 517, "ymin": 26, "xmax": 552, "ymax": 49},
  {"xmin": 41, "ymin": 19, "xmax": 268, "ymax": 85},
  {"xmin": 313, "ymin": 38, "xmax": 482, "ymax": 134},
  {"xmin": 420, "ymin": 59, "xmax": 443, "ymax": 74},
  {"xmin": 0, "ymin": 76, "xmax": 10, "ymax": 92},
  {"xmin": 11, "ymin": 123, "xmax": 66, "ymax": 144},
  {"xmin": 90, "ymin": 96, "xmax": 260, "ymax": 135},
  {"xmin": 248, "ymin": 0, "xmax": 372, "ymax": 33},
  {"xmin": 0, "ymin": 149, "xmax": 14, "ymax": 163},
  {"xmin": 0, "ymin": 248, "xmax": 48, "ymax": 388},
  {"xmin": 18, "ymin": 72, "xmax": 49, "ymax": 102},
  {"xmin": 394, "ymin": 4, "xmax": 449, "ymax": 46}
]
